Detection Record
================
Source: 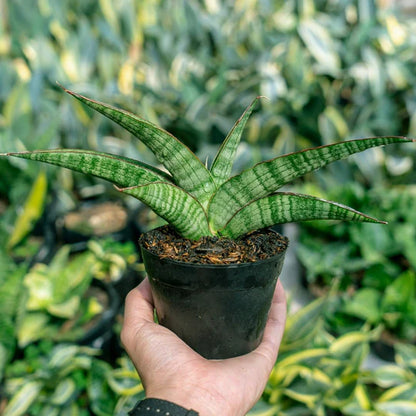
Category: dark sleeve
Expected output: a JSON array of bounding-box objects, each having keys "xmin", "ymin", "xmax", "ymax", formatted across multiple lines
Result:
[{"xmin": 129, "ymin": 398, "xmax": 199, "ymax": 416}]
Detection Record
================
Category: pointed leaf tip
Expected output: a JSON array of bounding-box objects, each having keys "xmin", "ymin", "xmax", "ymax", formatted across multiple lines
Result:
[
  {"xmin": 63, "ymin": 88, "xmax": 216, "ymax": 205},
  {"xmin": 209, "ymin": 136, "xmax": 415, "ymax": 231}
]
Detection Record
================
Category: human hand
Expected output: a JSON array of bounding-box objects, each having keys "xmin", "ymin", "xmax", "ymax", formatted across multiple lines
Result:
[{"xmin": 121, "ymin": 277, "xmax": 287, "ymax": 416}]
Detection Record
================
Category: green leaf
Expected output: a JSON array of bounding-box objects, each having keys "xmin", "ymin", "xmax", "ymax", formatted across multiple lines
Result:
[
  {"xmin": 281, "ymin": 296, "xmax": 326, "ymax": 352},
  {"xmin": 88, "ymin": 360, "xmax": 117, "ymax": 416},
  {"xmin": 343, "ymin": 288, "xmax": 382, "ymax": 324},
  {"xmin": 16, "ymin": 312, "xmax": 50, "ymax": 347},
  {"xmin": 50, "ymin": 378, "xmax": 77, "ymax": 406},
  {"xmin": 107, "ymin": 368, "xmax": 143, "ymax": 396},
  {"xmin": 62, "ymin": 87, "xmax": 216, "ymax": 205},
  {"xmin": 371, "ymin": 365, "xmax": 412, "ymax": 388},
  {"xmin": 6, "ymin": 149, "xmax": 171, "ymax": 188},
  {"xmin": 329, "ymin": 329, "xmax": 381, "ymax": 356},
  {"xmin": 375, "ymin": 400, "xmax": 416, "ymax": 416},
  {"xmin": 117, "ymin": 182, "xmax": 210, "ymax": 240},
  {"xmin": 209, "ymin": 137, "xmax": 414, "ymax": 232},
  {"xmin": 246, "ymin": 402, "xmax": 280, "ymax": 416},
  {"xmin": 48, "ymin": 345, "xmax": 83, "ymax": 369},
  {"xmin": 382, "ymin": 270, "xmax": 415, "ymax": 313},
  {"xmin": 47, "ymin": 296, "xmax": 81, "ymax": 319},
  {"xmin": 277, "ymin": 348, "xmax": 328, "ymax": 369},
  {"xmin": 220, "ymin": 192, "xmax": 385, "ymax": 239},
  {"xmin": 298, "ymin": 19, "xmax": 340, "ymax": 75},
  {"xmin": 7, "ymin": 170, "xmax": 47, "ymax": 250},
  {"xmin": 378, "ymin": 383, "xmax": 416, "ymax": 402},
  {"xmin": 210, "ymin": 97, "xmax": 262, "ymax": 186},
  {"xmin": 395, "ymin": 343, "xmax": 416, "ymax": 369},
  {"xmin": 3, "ymin": 381, "xmax": 43, "ymax": 416}
]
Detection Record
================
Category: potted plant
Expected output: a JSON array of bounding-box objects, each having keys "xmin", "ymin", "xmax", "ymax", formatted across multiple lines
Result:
[{"xmin": 2, "ymin": 87, "xmax": 414, "ymax": 358}]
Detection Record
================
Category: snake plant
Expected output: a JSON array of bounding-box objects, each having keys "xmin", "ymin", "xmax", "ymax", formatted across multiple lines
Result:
[{"xmin": 3, "ymin": 88, "xmax": 414, "ymax": 240}]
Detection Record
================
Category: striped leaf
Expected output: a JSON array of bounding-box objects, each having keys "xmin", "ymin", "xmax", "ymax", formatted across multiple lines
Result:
[
  {"xmin": 209, "ymin": 136, "xmax": 414, "ymax": 231},
  {"xmin": 117, "ymin": 182, "xmax": 210, "ymax": 240},
  {"xmin": 63, "ymin": 87, "xmax": 216, "ymax": 205},
  {"xmin": 219, "ymin": 192, "xmax": 385, "ymax": 239},
  {"xmin": 6, "ymin": 149, "xmax": 171, "ymax": 188},
  {"xmin": 210, "ymin": 97, "xmax": 262, "ymax": 186}
]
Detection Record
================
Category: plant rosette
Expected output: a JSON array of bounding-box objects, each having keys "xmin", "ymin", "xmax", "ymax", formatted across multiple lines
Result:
[{"xmin": 2, "ymin": 87, "xmax": 414, "ymax": 358}]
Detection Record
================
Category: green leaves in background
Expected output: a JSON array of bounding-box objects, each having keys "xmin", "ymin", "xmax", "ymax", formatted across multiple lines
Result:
[
  {"xmin": 2, "ymin": 344, "xmax": 124, "ymax": 416},
  {"xmin": 297, "ymin": 183, "xmax": 416, "ymax": 341},
  {"xmin": 7, "ymin": 171, "xmax": 47, "ymax": 250},
  {"xmin": 261, "ymin": 295, "xmax": 416, "ymax": 416}
]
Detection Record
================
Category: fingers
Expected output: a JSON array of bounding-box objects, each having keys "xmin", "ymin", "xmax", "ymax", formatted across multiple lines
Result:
[
  {"xmin": 242, "ymin": 280, "xmax": 286, "ymax": 372},
  {"xmin": 121, "ymin": 278, "xmax": 155, "ymax": 348},
  {"xmin": 261, "ymin": 279, "xmax": 287, "ymax": 356}
]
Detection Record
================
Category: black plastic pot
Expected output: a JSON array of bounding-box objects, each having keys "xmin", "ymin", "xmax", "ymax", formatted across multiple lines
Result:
[{"xmin": 140, "ymin": 241, "xmax": 288, "ymax": 359}]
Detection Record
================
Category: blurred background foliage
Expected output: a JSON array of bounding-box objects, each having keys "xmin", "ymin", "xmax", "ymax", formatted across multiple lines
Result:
[{"xmin": 1, "ymin": 0, "xmax": 416, "ymax": 414}]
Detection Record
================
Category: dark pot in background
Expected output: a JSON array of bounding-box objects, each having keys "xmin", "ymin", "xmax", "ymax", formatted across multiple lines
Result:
[
  {"xmin": 370, "ymin": 331, "xmax": 416, "ymax": 363},
  {"xmin": 79, "ymin": 279, "xmax": 122, "ymax": 363},
  {"xmin": 140, "ymin": 242, "xmax": 288, "ymax": 359},
  {"xmin": 56, "ymin": 200, "xmax": 133, "ymax": 248}
]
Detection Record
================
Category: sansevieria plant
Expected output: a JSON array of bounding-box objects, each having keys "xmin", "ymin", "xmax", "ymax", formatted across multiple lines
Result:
[
  {"xmin": 2, "ymin": 87, "xmax": 414, "ymax": 241},
  {"xmin": 3, "ymin": 87, "xmax": 415, "ymax": 359}
]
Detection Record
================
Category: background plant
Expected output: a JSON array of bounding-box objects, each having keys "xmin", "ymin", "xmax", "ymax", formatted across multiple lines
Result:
[{"xmin": 296, "ymin": 182, "xmax": 416, "ymax": 341}]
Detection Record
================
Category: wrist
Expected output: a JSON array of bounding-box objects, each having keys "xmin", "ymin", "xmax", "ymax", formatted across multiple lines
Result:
[{"xmin": 145, "ymin": 385, "xmax": 230, "ymax": 416}]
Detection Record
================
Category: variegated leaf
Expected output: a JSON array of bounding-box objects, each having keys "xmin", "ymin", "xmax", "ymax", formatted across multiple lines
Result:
[
  {"xmin": 6, "ymin": 149, "xmax": 171, "ymax": 188},
  {"xmin": 210, "ymin": 97, "xmax": 262, "ymax": 186},
  {"xmin": 375, "ymin": 400, "xmax": 416, "ymax": 416},
  {"xmin": 117, "ymin": 182, "xmax": 210, "ymax": 240},
  {"xmin": 4, "ymin": 381, "xmax": 42, "ymax": 416},
  {"xmin": 280, "ymin": 296, "xmax": 326, "ymax": 353},
  {"xmin": 209, "ymin": 136, "xmax": 414, "ymax": 231},
  {"xmin": 63, "ymin": 87, "xmax": 216, "ymax": 205},
  {"xmin": 219, "ymin": 192, "xmax": 385, "ymax": 239},
  {"xmin": 50, "ymin": 378, "xmax": 77, "ymax": 406}
]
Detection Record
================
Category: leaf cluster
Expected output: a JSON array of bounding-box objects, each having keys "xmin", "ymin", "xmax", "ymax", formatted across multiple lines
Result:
[
  {"xmin": 250, "ymin": 297, "xmax": 416, "ymax": 416},
  {"xmin": 297, "ymin": 183, "xmax": 416, "ymax": 340},
  {"xmin": 4, "ymin": 89, "xmax": 414, "ymax": 241}
]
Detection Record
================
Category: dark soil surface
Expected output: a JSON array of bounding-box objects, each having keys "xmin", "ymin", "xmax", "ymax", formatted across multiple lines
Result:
[{"xmin": 139, "ymin": 225, "xmax": 289, "ymax": 264}]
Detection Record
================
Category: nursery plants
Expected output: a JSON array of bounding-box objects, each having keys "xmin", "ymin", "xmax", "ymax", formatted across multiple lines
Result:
[
  {"xmin": 250, "ymin": 297, "xmax": 416, "ymax": 416},
  {"xmin": 1, "ymin": 343, "xmax": 123, "ymax": 416},
  {"xmin": 296, "ymin": 183, "xmax": 416, "ymax": 357},
  {"xmin": 2, "ymin": 87, "xmax": 414, "ymax": 358},
  {"xmin": 15, "ymin": 245, "xmax": 119, "ymax": 348}
]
